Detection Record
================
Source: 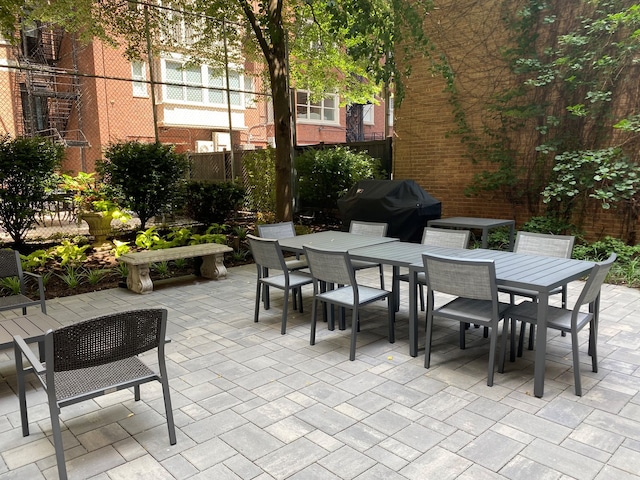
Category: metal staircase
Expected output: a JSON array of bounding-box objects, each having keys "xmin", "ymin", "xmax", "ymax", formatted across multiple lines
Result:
[{"xmin": 15, "ymin": 22, "xmax": 89, "ymax": 147}]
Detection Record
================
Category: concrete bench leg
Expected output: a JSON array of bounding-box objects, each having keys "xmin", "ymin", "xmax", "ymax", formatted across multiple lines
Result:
[
  {"xmin": 127, "ymin": 264, "xmax": 154, "ymax": 294},
  {"xmin": 200, "ymin": 253, "xmax": 228, "ymax": 280}
]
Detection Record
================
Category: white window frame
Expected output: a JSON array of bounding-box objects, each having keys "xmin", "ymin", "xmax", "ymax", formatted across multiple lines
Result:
[
  {"xmin": 296, "ymin": 90, "xmax": 339, "ymax": 125},
  {"xmin": 131, "ymin": 61, "xmax": 148, "ymax": 98},
  {"xmin": 362, "ymin": 103, "xmax": 374, "ymax": 125},
  {"xmin": 161, "ymin": 59, "xmax": 249, "ymax": 108},
  {"xmin": 388, "ymin": 96, "xmax": 394, "ymax": 127}
]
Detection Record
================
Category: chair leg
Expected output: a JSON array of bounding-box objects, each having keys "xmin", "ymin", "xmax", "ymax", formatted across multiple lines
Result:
[
  {"xmin": 424, "ymin": 311, "xmax": 434, "ymax": 368},
  {"xmin": 254, "ymin": 282, "xmax": 262, "ymax": 323},
  {"xmin": 509, "ymin": 318, "xmax": 517, "ymax": 362},
  {"xmin": 378, "ymin": 264, "xmax": 385, "ymax": 290},
  {"xmin": 388, "ymin": 295, "xmax": 395, "ymax": 344},
  {"xmin": 487, "ymin": 326, "xmax": 498, "ymax": 386},
  {"xmin": 419, "ymin": 285, "xmax": 425, "ymax": 311},
  {"xmin": 571, "ymin": 328, "xmax": 582, "ymax": 396},
  {"xmin": 528, "ymin": 323, "xmax": 535, "ymax": 350},
  {"xmin": 49, "ymin": 402, "xmax": 68, "ymax": 480},
  {"xmin": 459, "ymin": 323, "xmax": 466, "ymax": 349},
  {"xmin": 589, "ymin": 320, "xmax": 598, "ymax": 373},
  {"xmin": 281, "ymin": 289, "xmax": 290, "ymax": 335},
  {"xmin": 159, "ymin": 377, "xmax": 177, "ymax": 445},
  {"xmin": 310, "ymin": 298, "xmax": 318, "ymax": 346},
  {"xmin": 349, "ymin": 306, "xmax": 359, "ymax": 361},
  {"xmin": 134, "ymin": 385, "xmax": 141, "ymax": 401},
  {"xmin": 517, "ymin": 322, "xmax": 526, "ymax": 357},
  {"xmin": 499, "ymin": 320, "xmax": 509, "ymax": 373}
]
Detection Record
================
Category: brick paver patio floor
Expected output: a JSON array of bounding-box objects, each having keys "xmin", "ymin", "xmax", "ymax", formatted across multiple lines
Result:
[{"xmin": 0, "ymin": 263, "xmax": 639, "ymax": 479}]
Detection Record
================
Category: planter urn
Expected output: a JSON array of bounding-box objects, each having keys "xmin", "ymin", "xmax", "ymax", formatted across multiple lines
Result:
[{"xmin": 80, "ymin": 212, "xmax": 114, "ymax": 246}]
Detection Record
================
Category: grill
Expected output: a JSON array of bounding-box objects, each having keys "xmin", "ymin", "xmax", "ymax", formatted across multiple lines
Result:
[{"xmin": 337, "ymin": 179, "xmax": 442, "ymax": 243}]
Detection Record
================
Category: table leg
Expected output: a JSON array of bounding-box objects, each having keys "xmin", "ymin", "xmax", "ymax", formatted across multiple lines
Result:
[
  {"xmin": 481, "ymin": 227, "xmax": 489, "ymax": 249},
  {"xmin": 508, "ymin": 224, "xmax": 515, "ymax": 251},
  {"xmin": 392, "ymin": 266, "xmax": 400, "ymax": 312},
  {"xmin": 409, "ymin": 267, "xmax": 418, "ymax": 357},
  {"xmin": 533, "ymin": 291, "xmax": 549, "ymax": 397}
]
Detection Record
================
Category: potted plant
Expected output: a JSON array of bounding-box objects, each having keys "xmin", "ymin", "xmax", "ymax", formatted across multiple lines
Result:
[{"xmin": 61, "ymin": 172, "xmax": 129, "ymax": 246}]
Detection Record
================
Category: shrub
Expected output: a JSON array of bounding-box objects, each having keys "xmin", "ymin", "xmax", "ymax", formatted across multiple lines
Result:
[
  {"xmin": 184, "ymin": 181, "xmax": 245, "ymax": 225},
  {"xmin": 99, "ymin": 141, "xmax": 189, "ymax": 229},
  {"xmin": 243, "ymin": 147, "xmax": 276, "ymax": 214},
  {"xmin": 0, "ymin": 135, "xmax": 63, "ymax": 245},
  {"xmin": 295, "ymin": 146, "xmax": 382, "ymax": 210}
]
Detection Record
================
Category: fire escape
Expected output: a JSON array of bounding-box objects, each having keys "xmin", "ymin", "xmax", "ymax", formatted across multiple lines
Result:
[{"xmin": 14, "ymin": 22, "xmax": 88, "ymax": 147}]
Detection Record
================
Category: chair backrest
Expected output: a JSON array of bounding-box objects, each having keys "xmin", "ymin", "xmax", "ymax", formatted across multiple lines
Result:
[
  {"xmin": 422, "ymin": 253, "xmax": 497, "ymax": 301},
  {"xmin": 48, "ymin": 309, "xmax": 167, "ymax": 372},
  {"xmin": 349, "ymin": 221, "xmax": 388, "ymax": 237},
  {"xmin": 514, "ymin": 231, "xmax": 575, "ymax": 258},
  {"xmin": 0, "ymin": 249, "xmax": 22, "ymax": 279},
  {"xmin": 247, "ymin": 234, "xmax": 288, "ymax": 272},
  {"xmin": 421, "ymin": 227, "xmax": 470, "ymax": 249},
  {"xmin": 574, "ymin": 253, "xmax": 616, "ymax": 309},
  {"xmin": 304, "ymin": 245, "xmax": 356, "ymax": 287},
  {"xmin": 257, "ymin": 222, "xmax": 297, "ymax": 240}
]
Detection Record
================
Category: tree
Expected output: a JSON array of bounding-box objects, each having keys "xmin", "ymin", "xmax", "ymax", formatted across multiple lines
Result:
[
  {"xmin": 1, "ymin": 0, "xmax": 434, "ymax": 221},
  {"xmin": 99, "ymin": 141, "xmax": 189, "ymax": 230},
  {"xmin": 0, "ymin": 135, "xmax": 63, "ymax": 246}
]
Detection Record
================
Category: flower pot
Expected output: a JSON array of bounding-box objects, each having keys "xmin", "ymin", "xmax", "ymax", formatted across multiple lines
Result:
[{"xmin": 80, "ymin": 212, "xmax": 114, "ymax": 246}]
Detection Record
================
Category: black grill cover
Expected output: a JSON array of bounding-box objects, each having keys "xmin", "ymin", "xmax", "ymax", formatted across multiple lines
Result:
[{"xmin": 338, "ymin": 180, "xmax": 442, "ymax": 243}]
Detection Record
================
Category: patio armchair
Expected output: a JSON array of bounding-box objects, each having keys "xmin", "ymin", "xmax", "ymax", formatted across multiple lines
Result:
[
  {"xmin": 422, "ymin": 253, "xmax": 511, "ymax": 386},
  {"xmin": 0, "ymin": 249, "xmax": 46, "ymax": 315},
  {"xmin": 500, "ymin": 231, "xmax": 575, "ymax": 359},
  {"xmin": 14, "ymin": 309, "xmax": 176, "ymax": 480},
  {"xmin": 248, "ymin": 235, "xmax": 313, "ymax": 334},
  {"xmin": 304, "ymin": 245, "xmax": 395, "ymax": 361},
  {"xmin": 349, "ymin": 221, "xmax": 388, "ymax": 289},
  {"xmin": 502, "ymin": 253, "xmax": 615, "ymax": 396}
]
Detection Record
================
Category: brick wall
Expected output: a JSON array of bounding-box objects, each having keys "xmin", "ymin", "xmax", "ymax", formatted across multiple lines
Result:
[{"xmin": 393, "ymin": 0, "xmax": 637, "ymax": 242}]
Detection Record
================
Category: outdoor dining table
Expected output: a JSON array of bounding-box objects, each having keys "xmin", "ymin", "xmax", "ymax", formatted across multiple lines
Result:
[
  {"xmin": 277, "ymin": 230, "xmax": 398, "ymax": 253},
  {"xmin": 427, "ymin": 217, "xmax": 516, "ymax": 250}
]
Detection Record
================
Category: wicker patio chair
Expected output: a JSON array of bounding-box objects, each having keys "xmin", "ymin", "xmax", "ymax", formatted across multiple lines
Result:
[
  {"xmin": 349, "ymin": 220, "xmax": 388, "ymax": 289},
  {"xmin": 502, "ymin": 253, "xmax": 615, "ymax": 396},
  {"xmin": 14, "ymin": 309, "xmax": 176, "ymax": 480},
  {"xmin": 304, "ymin": 244, "xmax": 395, "ymax": 361},
  {"xmin": 0, "ymin": 249, "xmax": 46, "ymax": 315},
  {"xmin": 501, "ymin": 231, "xmax": 575, "ymax": 358},
  {"xmin": 422, "ymin": 253, "xmax": 511, "ymax": 386},
  {"xmin": 248, "ymin": 234, "xmax": 313, "ymax": 334}
]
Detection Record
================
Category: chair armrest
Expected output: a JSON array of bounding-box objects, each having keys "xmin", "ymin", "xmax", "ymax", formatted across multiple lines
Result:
[
  {"xmin": 23, "ymin": 271, "xmax": 46, "ymax": 296},
  {"xmin": 13, "ymin": 336, "xmax": 45, "ymax": 374}
]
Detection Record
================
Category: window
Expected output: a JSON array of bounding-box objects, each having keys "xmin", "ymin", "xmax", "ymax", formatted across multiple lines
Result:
[
  {"xmin": 296, "ymin": 90, "xmax": 338, "ymax": 123},
  {"xmin": 244, "ymin": 76, "xmax": 255, "ymax": 107},
  {"xmin": 131, "ymin": 61, "xmax": 148, "ymax": 97},
  {"xmin": 165, "ymin": 61, "xmax": 202, "ymax": 102},
  {"xmin": 363, "ymin": 103, "xmax": 374, "ymax": 125}
]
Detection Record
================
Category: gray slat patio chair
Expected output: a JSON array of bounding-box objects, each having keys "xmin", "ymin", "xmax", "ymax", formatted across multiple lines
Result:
[
  {"xmin": 398, "ymin": 227, "xmax": 471, "ymax": 311},
  {"xmin": 349, "ymin": 220, "xmax": 388, "ymax": 289},
  {"xmin": 257, "ymin": 222, "xmax": 308, "ymax": 310},
  {"xmin": 501, "ymin": 231, "xmax": 575, "ymax": 358},
  {"xmin": 248, "ymin": 234, "xmax": 313, "ymax": 334},
  {"xmin": 502, "ymin": 253, "xmax": 615, "ymax": 396},
  {"xmin": 422, "ymin": 253, "xmax": 511, "ymax": 386},
  {"xmin": 14, "ymin": 309, "xmax": 176, "ymax": 480},
  {"xmin": 0, "ymin": 249, "xmax": 46, "ymax": 315},
  {"xmin": 304, "ymin": 245, "xmax": 395, "ymax": 361}
]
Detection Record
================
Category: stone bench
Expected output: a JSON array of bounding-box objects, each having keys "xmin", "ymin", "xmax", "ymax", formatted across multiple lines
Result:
[{"xmin": 117, "ymin": 243, "xmax": 233, "ymax": 294}]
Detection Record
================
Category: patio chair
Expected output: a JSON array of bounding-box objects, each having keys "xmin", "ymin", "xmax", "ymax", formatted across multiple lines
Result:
[
  {"xmin": 304, "ymin": 245, "xmax": 395, "ymax": 361},
  {"xmin": 349, "ymin": 221, "xmax": 388, "ymax": 289},
  {"xmin": 501, "ymin": 231, "xmax": 575, "ymax": 358},
  {"xmin": 0, "ymin": 249, "xmax": 46, "ymax": 315},
  {"xmin": 14, "ymin": 309, "xmax": 176, "ymax": 480},
  {"xmin": 502, "ymin": 253, "xmax": 615, "ymax": 396},
  {"xmin": 422, "ymin": 253, "xmax": 511, "ymax": 386},
  {"xmin": 248, "ymin": 235, "xmax": 313, "ymax": 334},
  {"xmin": 398, "ymin": 227, "xmax": 471, "ymax": 311}
]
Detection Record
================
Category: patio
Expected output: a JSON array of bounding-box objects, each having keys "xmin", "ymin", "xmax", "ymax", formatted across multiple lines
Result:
[{"xmin": 0, "ymin": 264, "xmax": 639, "ymax": 479}]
